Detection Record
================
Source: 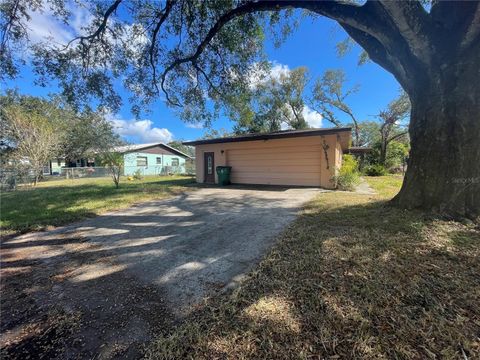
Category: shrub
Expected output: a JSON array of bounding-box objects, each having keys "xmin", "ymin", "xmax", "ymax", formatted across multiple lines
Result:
[
  {"xmin": 385, "ymin": 141, "xmax": 409, "ymax": 170},
  {"xmin": 133, "ymin": 169, "xmax": 143, "ymax": 180},
  {"xmin": 333, "ymin": 154, "xmax": 360, "ymax": 191},
  {"xmin": 364, "ymin": 164, "xmax": 387, "ymax": 176}
]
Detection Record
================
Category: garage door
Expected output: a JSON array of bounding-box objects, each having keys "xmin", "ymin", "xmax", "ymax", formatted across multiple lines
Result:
[{"xmin": 227, "ymin": 143, "xmax": 322, "ymax": 186}]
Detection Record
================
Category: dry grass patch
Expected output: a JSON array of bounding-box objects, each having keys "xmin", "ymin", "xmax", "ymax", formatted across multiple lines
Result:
[{"xmin": 147, "ymin": 176, "xmax": 480, "ymax": 359}]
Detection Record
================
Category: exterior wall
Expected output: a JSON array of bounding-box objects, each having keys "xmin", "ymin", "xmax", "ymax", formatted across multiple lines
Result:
[
  {"xmin": 194, "ymin": 134, "xmax": 341, "ymax": 188},
  {"xmin": 50, "ymin": 159, "xmax": 66, "ymax": 174},
  {"xmin": 123, "ymin": 151, "xmax": 186, "ymax": 175},
  {"xmin": 335, "ymin": 136, "xmax": 343, "ymax": 173}
]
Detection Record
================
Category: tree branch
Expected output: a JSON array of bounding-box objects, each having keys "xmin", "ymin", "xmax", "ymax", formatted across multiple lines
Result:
[
  {"xmin": 149, "ymin": 0, "xmax": 175, "ymax": 95},
  {"xmin": 63, "ymin": 0, "xmax": 123, "ymax": 50},
  {"xmin": 341, "ymin": 23, "xmax": 414, "ymax": 93},
  {"xmin": 192, "ymin": 61, "xmax": 222, "ymax": 98},
  {"xmin": 387, "ymin": 130, "xmax": 408, "ymax": 144},
  {"xmin": 431, "ymin": 1, "xmax": 480, "ymax": 55},
  {"xmin": 159, "ymin": 0, "xmax": 393, "ymax": 106},
  {"xmin": 0, "ymin": 0, "xmax": 21, "ymax": 53},
  {"xmin": 461, "ymin": 2, "xmax": 480, "ymax": 52},
  {"xmin": 377, "ymin": 1, "xmax": 432, "ymax": 63}
]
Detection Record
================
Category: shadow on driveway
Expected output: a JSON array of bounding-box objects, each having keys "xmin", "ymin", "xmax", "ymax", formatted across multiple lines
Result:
[{"xmin": 0, "ymin": 186, "xmax": 322, "ymax": 359}]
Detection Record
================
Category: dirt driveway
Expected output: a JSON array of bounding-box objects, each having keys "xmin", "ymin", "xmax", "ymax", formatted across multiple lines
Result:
[{"xmin": 1, "ymin": 186, "xmax": 321, "ymax": 359}]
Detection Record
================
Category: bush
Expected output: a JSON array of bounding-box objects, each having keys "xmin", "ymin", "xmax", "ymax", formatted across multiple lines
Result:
[
  {"xmin": 133, "ymin": 169, "xmax": 143, "ymax": 180},
  {"xmin": 333, "ymin": 154, "xmax": 360, "ymax": 191},
  {"xmin": 364, "ymin": 164, "xmax": 387, "ymax": 176},
  {"xmin": 385, "ymin": 141, "xmax": 409, "ymax": 170}
]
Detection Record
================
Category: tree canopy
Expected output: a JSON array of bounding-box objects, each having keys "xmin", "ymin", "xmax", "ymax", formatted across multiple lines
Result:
[
  {"xmin": 231, "ymin": 65, "xmax": 309, "ymax": 134},
  {"xmin": 2, "ymin": 1, "xmax": 479, "ymax": 216},
  {"xmin": 310, "ymin": 69, "xmax": 360, "ymax": 143},
  {"xmin": 3, "ymin": 1, "xmax": 477, "ymax": 118},
  {"xmin": 0, "ymin": 92, "xmax": 121, "ymax": 170}
]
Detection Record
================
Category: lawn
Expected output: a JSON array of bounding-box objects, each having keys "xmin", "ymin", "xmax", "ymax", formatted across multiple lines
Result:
[
  {"xmin": 147, "ymin": 175, "xmax": 480, "ymax": 359},
  {"xmin": 0, "ymin": 175, "xmax": 194, "ymax": 235}
]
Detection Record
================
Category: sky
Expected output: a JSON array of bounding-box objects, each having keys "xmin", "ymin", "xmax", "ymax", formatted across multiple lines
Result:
[{"xmin": 4, "ymin": 6, "xmax": 400, "ymax": 144}]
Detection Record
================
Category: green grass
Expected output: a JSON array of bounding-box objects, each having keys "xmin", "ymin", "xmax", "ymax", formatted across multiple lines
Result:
[
  {"xmin": 147, "ymin": 175, "xmax": 480, "ymax": 359},
  {"xmin": 0, "ymin": 175, "xmax": 194, "ymax": 235},
  {"xmin": 365, "ymin": 174, "xmax": 404, "ymax": 198}
]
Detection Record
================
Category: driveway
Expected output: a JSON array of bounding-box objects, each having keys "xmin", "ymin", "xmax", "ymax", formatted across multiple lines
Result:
[{"xmin": 1, "ymin": 186, "xmax": 321, "ymax": 358}]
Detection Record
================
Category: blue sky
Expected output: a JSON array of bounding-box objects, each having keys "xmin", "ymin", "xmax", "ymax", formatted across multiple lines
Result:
[{"xmin": 4, "ymin": 8, "xmax": 400, "ymax": 144}]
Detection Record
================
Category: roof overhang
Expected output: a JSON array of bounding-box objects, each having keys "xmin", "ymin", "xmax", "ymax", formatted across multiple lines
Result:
[
  {"xmin": 346, "ymin": 147, "xmax": 373, "ymax": 154},
  {"xmin": 183, "ymin": 127, "xmax": 352, "ymax": 149},
  {"xmin": 114, "ymin": 143, "xmax": 192, "ymax": 159}
]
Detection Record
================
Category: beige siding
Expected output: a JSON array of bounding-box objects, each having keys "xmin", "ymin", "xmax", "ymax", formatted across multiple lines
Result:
[
  {"xmin": 195, "ymin": 134, "xmax": 342, "ymax": 188},
  {"xmin": 227, "ymin": 144, "xmax": 322, "ymax": 186}
]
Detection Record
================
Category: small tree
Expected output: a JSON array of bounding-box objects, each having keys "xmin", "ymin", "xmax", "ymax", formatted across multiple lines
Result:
[
  {"xmin": 1, "ymin": 102, "xmax": 59, "ymax": 185},
  {"xmin": 98, "ymin": 152, "xmax": 123, "ymax": 189},
  {"xmin": 333, "ymin": 154, "xmax": 360, "ymax": 191},
  {"xmin": 310, "ymin": 69, "xmax": 360, "ymax": 145},
  {"xmin": 167, "ymin": 141, "xmax": 195, "ymax": 158},
  {"xmin": 376, "ymin": 92, "xmax": 410, "ymax": 166},
  {"xmin": 60, "ymin": 109, "xmax": 121, "ymax": 163},
  {"xmin": 231, "ymin": 66, "xmax": 310, "ymax": 134},
  {"xmin": 356, "ymin": 121, "xmax": 381, "ymax": 147}
]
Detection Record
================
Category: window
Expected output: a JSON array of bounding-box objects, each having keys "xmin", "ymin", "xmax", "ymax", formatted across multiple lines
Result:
[
  {"xmin": 137, "ymin": 156, "xmax": 148, "ymax": 167},
  {"xmin": 171, "ymin": 158, "xmax": 179, "ymax": 167},
  {"xmin": 42, "ymin": 163, "xmax": 50, "ymax": 175},
  {"xmin": 156, "ymin": 157, "xmax": 162, "ymax": 165},
  {"xmin": 207, "ymin": 156, "xmax": 212, "ymax": 174}
]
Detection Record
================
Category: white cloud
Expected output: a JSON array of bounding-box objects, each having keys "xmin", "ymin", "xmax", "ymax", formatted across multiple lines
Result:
[
  {"xmin": 108, "ymin": 115, "xmax": 174, "ymax": 144},
  {"xmin": 248, "ymin": 61, "xmax": 291, "ymax": 89},
  {"xmin": 269, "ymin": 63, "xmax": 291, "ymax": 81},
  {"xmin": 280, "ymin": 104, "xmax": 322, "ymax": 129},
  {"xmin": 185, "ymin": 123, "xmax": 203, "ymax": 129},
  {"xmin": 25, "ymin": 2, "xmax": 95, "ymax": 47},
  {"xmin": 27, "ymin": 8, "xmax": 74, "ymax": 45},
  {"xmin": 25, "ymin": 3, "xmax": 146, "ymax": 58},
  {"xmin": 303, "ymin": 106, "xmax": 323, "ymax": 128}
]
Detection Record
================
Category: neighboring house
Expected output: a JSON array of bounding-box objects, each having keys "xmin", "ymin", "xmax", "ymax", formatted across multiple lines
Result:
[
  {"xmin": 113, "ymin": 143, "xmax": 190, "ymax": 175},
  {"xmin": 183, "ymin": 128, "xmax": 351, "ymax": 188},
  {"xmin": 44, "ymin": 143, "xmax": 191, "ymax": 176}
]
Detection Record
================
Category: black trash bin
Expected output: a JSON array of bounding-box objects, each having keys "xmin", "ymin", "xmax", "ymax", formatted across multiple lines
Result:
[{"xmin": 216, "ymin": 166, "xmax": 232, "ymax": 186}]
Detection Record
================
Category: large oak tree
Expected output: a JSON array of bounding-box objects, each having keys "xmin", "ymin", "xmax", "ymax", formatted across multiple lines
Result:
[{"xmin": 1, "ymin": 0, "xmax": 479, "ymax": 218}]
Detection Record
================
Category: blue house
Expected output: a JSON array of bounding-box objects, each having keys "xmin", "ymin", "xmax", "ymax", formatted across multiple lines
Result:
[
  {"xmin": 45, "ymin": 143, "xmax": 191, "ymax": 177},
  {"xmin": 112, "ymin": 143, "xmax": 191, "ymax": 176}
]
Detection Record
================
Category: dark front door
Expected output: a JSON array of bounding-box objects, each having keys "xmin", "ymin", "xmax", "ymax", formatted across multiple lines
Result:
[{"xmin": 204, "ymin": 152, "xmax": 215, "ymax": 183}]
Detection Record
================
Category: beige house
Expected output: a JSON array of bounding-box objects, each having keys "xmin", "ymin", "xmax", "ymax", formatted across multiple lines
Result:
[{"xmin": 183, "ymin": 128, "xmax": 351, "ymax": 189}]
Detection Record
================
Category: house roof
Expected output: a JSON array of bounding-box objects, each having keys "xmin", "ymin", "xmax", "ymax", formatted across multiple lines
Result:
[
  {"xmin": 346, "ymin": 146, "xmax": 372, "ymax": 154},
  {"xmin": 183, "ymin": 127, "xmax": 352, "ymax": 147},
  {"xmin": 112, "ymin": 143, "xmax": 191, "ymax": 158}
]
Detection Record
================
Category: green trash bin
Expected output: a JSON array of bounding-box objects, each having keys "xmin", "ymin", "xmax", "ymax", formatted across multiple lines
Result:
[{"xmin": 216, "ymin": 166, "xmax": 232, "ymax": 186}]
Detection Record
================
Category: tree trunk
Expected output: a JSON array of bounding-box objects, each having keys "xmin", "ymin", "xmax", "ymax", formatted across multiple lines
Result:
[
  {"xmin": 393, "ymin": 60, "xmax": 480, "ymax": 219},
  {"xmin": 33, "ymin": 169, "xmax": 40, "ymax": 186},
  {"xmin": 379, "ymin": 136, "xmax": 388, "ymax": 166}
]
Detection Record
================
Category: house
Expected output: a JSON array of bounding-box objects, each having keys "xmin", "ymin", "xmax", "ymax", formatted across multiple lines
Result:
[
  {"xmin": 44, "ymin": 143, "xmax": 191, "ymax": 176},
  {"xmin": 183, "ymin": 127, "xmax": 351, "ymax": 188},
  {"xmin": 112, "ymin": 143, "xmax": 190, "ymax": 175}
]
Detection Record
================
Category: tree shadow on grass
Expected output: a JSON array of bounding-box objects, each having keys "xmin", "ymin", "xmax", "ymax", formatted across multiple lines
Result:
[
  {"xmin": 0, "ymin": 178, "xmax": 195, "ymax": 236},
  {"xmin": 146, "ymin": 197, "xmax": 480, "ymax": 359}
]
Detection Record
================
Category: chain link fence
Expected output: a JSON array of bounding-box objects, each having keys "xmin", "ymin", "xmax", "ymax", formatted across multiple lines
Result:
[
  {"xmin": 61, "ymin": 165, "xmax": 188, "ymax": 179},
  {"xmin": 1, "ymin": 164, "xmax": 196, "ymax": 191},
  {"xmin": 0, "ymin": 168, "xmax": 34, "ymax": 191}
]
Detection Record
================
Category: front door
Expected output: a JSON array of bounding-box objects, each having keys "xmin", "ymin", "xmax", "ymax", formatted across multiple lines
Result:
[{"xmin": 204, "ymin": 152, "xmax": 215, "ymax": 183}]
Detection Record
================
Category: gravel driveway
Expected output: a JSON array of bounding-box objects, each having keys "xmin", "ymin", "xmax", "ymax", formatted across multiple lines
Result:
[{"xmin": 1, "ymin": 185, "xmax": 321, "ymax": 358}]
